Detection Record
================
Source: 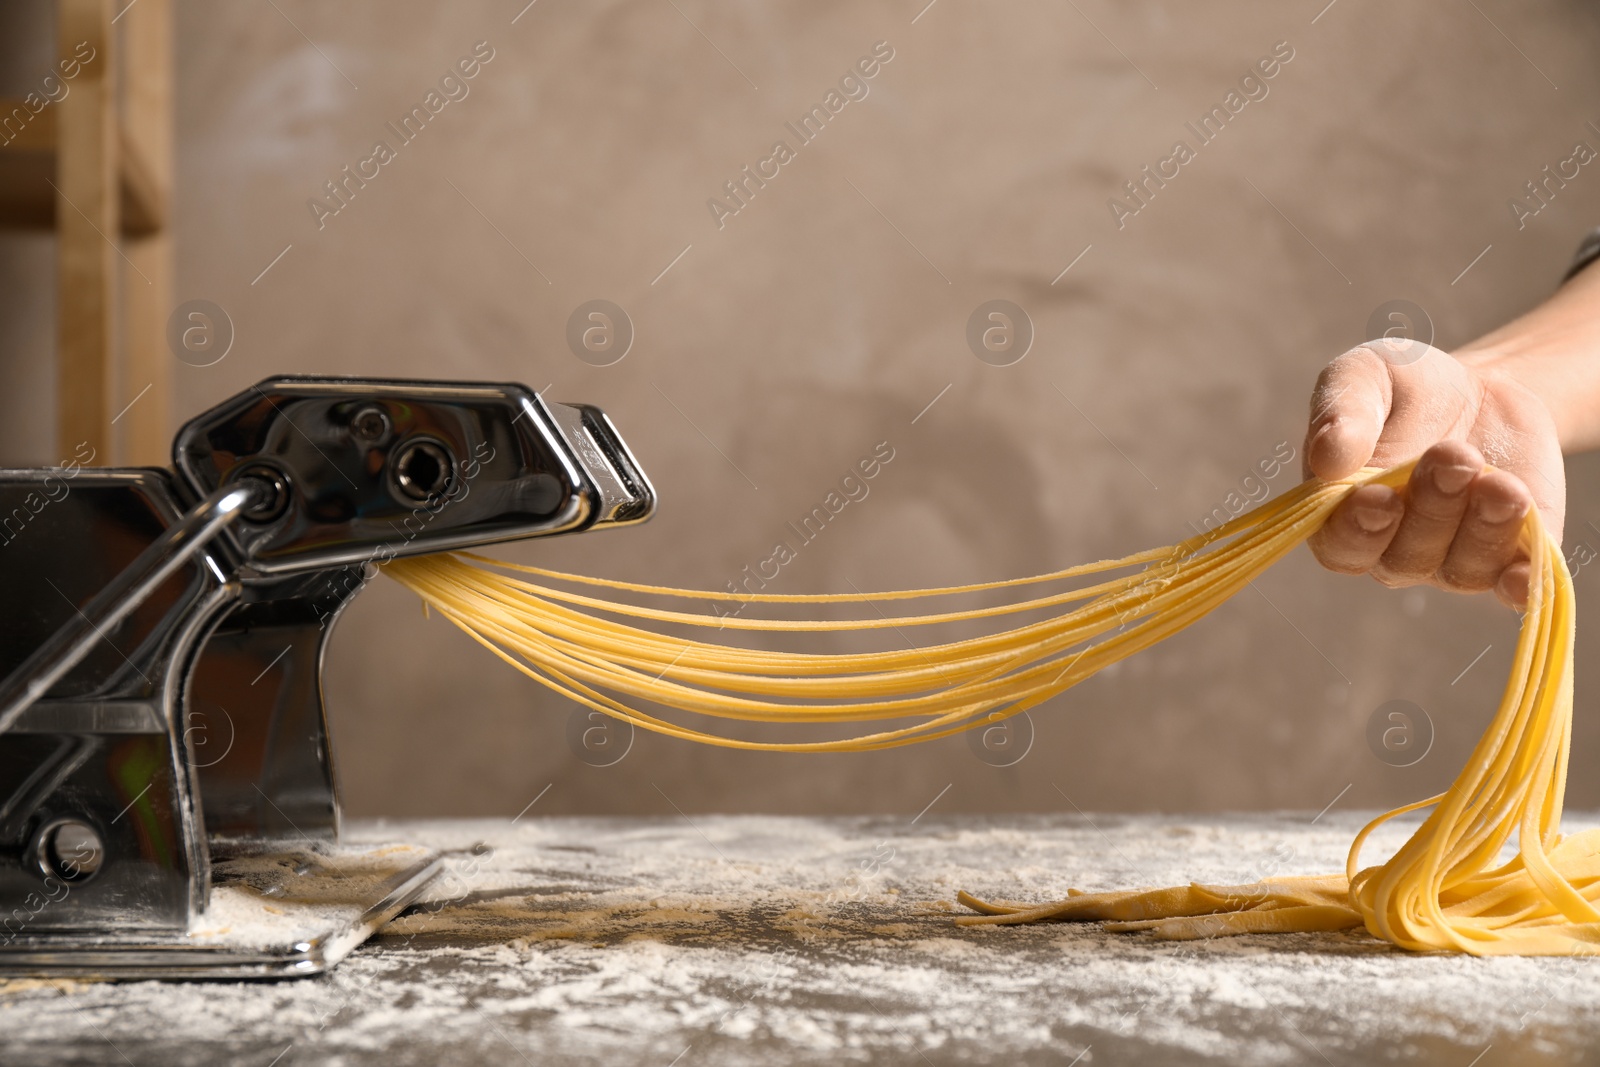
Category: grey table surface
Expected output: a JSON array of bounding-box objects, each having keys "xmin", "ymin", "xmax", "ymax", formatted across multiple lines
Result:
[{"xmin": 3, "ymin": 812, "xmax": 1599, "ymax": 1067}]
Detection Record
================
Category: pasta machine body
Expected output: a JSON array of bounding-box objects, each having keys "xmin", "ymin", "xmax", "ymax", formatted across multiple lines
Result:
[{"xmin": 0, "ymin": 377, "xmax": 654, "ymax": 978}]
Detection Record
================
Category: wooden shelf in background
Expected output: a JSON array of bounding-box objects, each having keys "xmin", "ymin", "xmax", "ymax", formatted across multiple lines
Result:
[
  {"xmin": 5, "ymin": 0, "xmax": 172, "ymax": 467},
  {"xmin": 0, "ymin": 99, "xmax": 166, "ymax": 235}
]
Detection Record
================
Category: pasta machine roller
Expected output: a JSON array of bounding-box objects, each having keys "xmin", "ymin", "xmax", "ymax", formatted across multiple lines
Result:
[{"xmin": 0, "ymin": 377, "xmax": 654, "ymax": 978}]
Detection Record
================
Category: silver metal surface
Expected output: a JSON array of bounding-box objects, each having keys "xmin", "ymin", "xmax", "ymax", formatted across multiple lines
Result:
[
  {"xmin": 0, "ymin": 841, "xmax": 441, "ymax": 979},
  {"xmin": 28, "ymin": 817, "xmax": 104, "ymax": 882},
  {"xmin": 171, "ymin": 377, "xmax": 657, "ymax": 576},
  {"xmin": 0, "ymin": 481, "xmax": 261, "ymax": 737},
  {"xmin": 0, "ymin": 470, "xmax": 243, "ymax": 936},
  {"xmin": 390, "ymin": 437, "xmax": 455, "ymax": 502},
  {"xmin": 541, "ymin": 399, "xmax": 657, "ymax": 529},
  {"xmin": 187, "ymin": 567, "xmax": 365, "ymax": 841},
  {"xmin": 0, "ymin": 377, "xmax": 655, "ymax": 979},
  {"xmin": 4, "ymin": 702, "xmax": 166, "ymax": 734}
]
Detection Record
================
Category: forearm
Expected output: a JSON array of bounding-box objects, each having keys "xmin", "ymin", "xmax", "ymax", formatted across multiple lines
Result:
[{"xmin": 1457, "ymin": 262, "xmax": 1600, "ymax": 454}]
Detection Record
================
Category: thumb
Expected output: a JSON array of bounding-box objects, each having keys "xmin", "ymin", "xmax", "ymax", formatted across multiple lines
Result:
[{"xmin": 1304, "ymin": 345, "xmax": 1393, "ymax": 481}]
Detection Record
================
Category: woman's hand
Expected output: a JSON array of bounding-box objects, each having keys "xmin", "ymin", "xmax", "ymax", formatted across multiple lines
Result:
[{"xmin": 1303, "ymin": 340, "xmax": 1565, "ymax": 609}]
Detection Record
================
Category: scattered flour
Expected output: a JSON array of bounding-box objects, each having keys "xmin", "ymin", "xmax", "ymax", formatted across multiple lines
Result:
[{"xmin": 1, "ymin": 813, "xmax": 1597, "ymax": 1066}]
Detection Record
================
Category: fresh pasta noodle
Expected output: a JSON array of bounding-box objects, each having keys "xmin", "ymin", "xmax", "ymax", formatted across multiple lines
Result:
[{"xmin": 384, "ymin": 461, "xmax": 1590, "ymax": 956}]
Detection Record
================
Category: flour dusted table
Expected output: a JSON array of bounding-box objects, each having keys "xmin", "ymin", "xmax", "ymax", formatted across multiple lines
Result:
[{"xmin": 3, "ymin": 813, "xmax": 1597, "ymax": 1066}]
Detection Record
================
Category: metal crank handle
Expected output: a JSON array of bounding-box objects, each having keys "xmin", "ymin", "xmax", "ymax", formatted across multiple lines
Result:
[{"xmin": 0, "ymin": 479, "xmax": 268, "ymax": 736}]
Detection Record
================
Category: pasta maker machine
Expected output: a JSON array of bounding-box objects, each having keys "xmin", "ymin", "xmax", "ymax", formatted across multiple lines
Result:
[{"xmin": 0, "ymin": 377, "xmax": 654, "ymax": 978}]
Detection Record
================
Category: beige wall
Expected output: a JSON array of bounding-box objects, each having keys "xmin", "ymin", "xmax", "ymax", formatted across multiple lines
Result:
[{"xmin": 5, "ymin": 1, "xmax": 1600, "ymax": 818}]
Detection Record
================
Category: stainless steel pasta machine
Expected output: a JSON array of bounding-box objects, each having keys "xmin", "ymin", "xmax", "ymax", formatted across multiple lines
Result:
[{"xmin": 0, "ymin": 377, "xmax": 654, "ymax": 978}]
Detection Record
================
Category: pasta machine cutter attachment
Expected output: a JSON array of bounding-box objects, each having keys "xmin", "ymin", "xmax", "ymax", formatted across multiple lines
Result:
[{"xmin": 0, "ymin": 377, "xmax": 654, "ymax": 978}]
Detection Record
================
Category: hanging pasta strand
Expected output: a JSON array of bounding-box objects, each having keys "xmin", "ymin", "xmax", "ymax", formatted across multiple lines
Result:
[{"xmin": 384, "ymin": 461, "xmax": 1592, "ymax": 956}]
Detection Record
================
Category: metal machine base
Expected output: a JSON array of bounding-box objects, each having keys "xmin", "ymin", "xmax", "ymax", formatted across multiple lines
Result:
[{"xmin": 0, "ymin": 840, "xmax": 442, "ymax": 979}]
